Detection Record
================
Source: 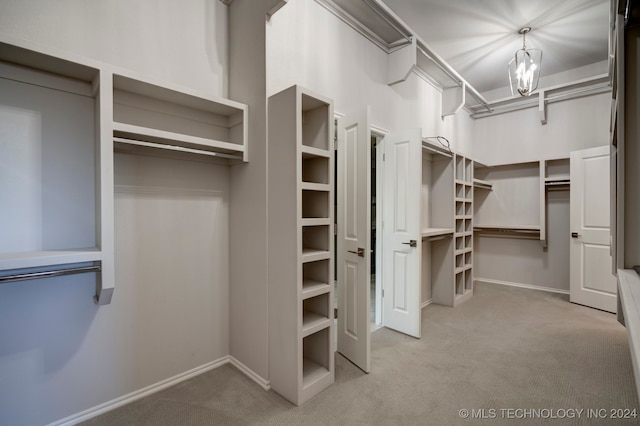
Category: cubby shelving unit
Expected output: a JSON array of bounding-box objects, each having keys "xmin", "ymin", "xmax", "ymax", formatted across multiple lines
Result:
[
  {"xmin": 0, "ymin": 40, "xmax": 113, "ymax": 304},
  {"xmin": 452, "ymin": 154, "xmax": 474, "ymax": 306},
  {"xmin": 112, "ymin": 73, "xmax": 248, "ymax": 163},
  {"xmin": 267, "ymin": 85, "xmax": 334, "ymax": 406}
]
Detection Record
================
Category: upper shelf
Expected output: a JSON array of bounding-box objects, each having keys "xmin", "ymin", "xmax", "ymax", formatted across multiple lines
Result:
[
  {"xmin": 112, "ymin": 73, "xmax": 248, "ymax": 162},
  {"xmin": 473, "ymin": 178, "xmax": 493, "ymax": 190}
]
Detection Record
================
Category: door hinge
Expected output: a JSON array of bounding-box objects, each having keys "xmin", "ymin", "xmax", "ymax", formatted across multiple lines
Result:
[
  {"xmin": 334, "ymin": 308, "xmax": 338, "ymax": 319},
  {"xmin": 383, "ymin": 153, "xmax": 385, "ymax": 161},
  {"xmin": 334, "ymin": 223, "xmax": 338, "ymax": 235},
  {"xmin": 382, "ymin": 288, "xmax": 384, "ymax": 298}
]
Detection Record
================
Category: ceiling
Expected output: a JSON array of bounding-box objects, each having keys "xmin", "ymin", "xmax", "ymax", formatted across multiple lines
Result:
[{"xmin": 337, "ymin": 0, "xmax": 611, "ymax": 96}]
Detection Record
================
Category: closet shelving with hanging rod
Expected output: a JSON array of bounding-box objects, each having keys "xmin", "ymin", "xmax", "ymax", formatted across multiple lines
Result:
[
  {"xmin": 0, "ymin": 39, "xmax": 113, "ymax": 303},
  {"xmin": 474, "ymin": 161, "xmax": 542, "ymax": 240},
  {"xmin": 112, "ymin": 73, "xmax": 248, "ymax": 162}
]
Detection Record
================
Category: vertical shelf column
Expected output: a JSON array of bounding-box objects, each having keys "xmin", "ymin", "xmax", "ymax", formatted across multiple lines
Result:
[
  {"xmin": 453, "ymin": 154, "xmax": 474, "ymax": 306},
  {"xmin": 268, "ymin": 85, "xmax": 334, "ymax": 406}
]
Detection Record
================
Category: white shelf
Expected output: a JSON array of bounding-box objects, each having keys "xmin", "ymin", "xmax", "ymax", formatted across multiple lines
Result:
[
  {"xmin": 0, "ymin": 249, "xmax": 102, "ymax": 271},
  {"xmin": 301, "ymin": 218, "xmax": 331, "ymax": 227},
  {"xmin": 113, "ymin": 122, "xmax": 244, "ymax": 157},
  {"xmin": 301, "ymin": 182, "xmax": 331, "ymax": 192},
  {"xmin": 421, "ymin": 228, "xmax": 454, "ymax": 238},
  {"xmin": 302, "ymin": 249, "xmax": 331, "ymax": 263},
  {"xmin": 301, "ymin": 145, "xmax": 331, "ymax": 158},
  {"xmin": 302, "ymin": 280, "xmax": 331, "ymax": 299},
  {"xmin": 302, "ymin": 358, "xmax": 331, "ymax": 389},
  {"xmin": 474, "ymin": 224, "xmax": 540, "ymax": 231},
  {"xmin": 302, "ymin": 313, "xmax": 331, "ymax": 337},
  {"xmin": 473, "ymin": 178, "xmax": 493, "ymax": 190}
]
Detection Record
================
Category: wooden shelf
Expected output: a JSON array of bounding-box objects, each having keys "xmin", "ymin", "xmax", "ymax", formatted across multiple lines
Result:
[
  {"xmin": 473, "ymin": 178, "xmax": 493, "ymax": 190},
  {"xmin": 0, "ymin": 249, "xmax": 102, "ymax": 271},
  {"xmin": 302, "ymin": 280, "xmax": 331, "ymax": 299},
  {"xmin": 113, "ymin": 122, "xmax": 245, "ymax": 158},
  {"xmin": 301, "ymin": 182, "xmax": 331, "ymax": 192},
  {"xmin": 113, "ymin": 72, "xmax": 248, "ymax": 161},
  {"xmin": 302, "ymin": 313, "xmax": 331, "ymax": 337},
  {"xmin": 301, "ymin": 218, "xmax": 331, "ymax": 227},
  {"xmin": 302, "ymin": 357, "xmax": 331, "ymax": 389},
  {"xmin": 301, "ymin": 145, "xmax": 331, "ymax": 158},
  {"xmin": 301, "ymin": 249, "xmax": 330, "ymax": 263},
  {"xmin": 474, "ymin": 224, "xmax": 540, "ymax": 231},
  {"xmin": 421, "ymin": 228, "xmax": 454, "ymax": 238}
]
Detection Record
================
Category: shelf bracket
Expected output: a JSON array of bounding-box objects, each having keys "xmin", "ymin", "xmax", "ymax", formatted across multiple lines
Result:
[
  {"xmin": 387, "ymin": 38, "xmax": 416, "ymax": 86},
  {"xmin": 539, "ymin": 90, "xmax": 547, "ymax": 125}
]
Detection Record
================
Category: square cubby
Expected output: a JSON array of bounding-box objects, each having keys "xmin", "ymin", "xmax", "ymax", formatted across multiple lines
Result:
[
  {"xmin": 302, "ymin": 155, "xmax": 330, "ymax": 185},
  {"xmin": 302, "ymin": 190, "xmax": 330, "ymax": 219},
  {"xmin": 302, "ymin": 225, "xmax": 330, "ymax": 253}
]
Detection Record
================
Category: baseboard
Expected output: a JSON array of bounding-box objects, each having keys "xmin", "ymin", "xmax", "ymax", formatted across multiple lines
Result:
[
  {"xmin": 421, "ymin": 299, "xmax": 433, "ymax": 309},
  {"xmin": 229, "ymin": 355, "xmax": 271, "ymax": 391},
  {"xmin": 475, "ymin": 278, "xmax": 570, "ymax": 295},
  {"xmin": 50, "ymin": 356, "xmax": 232, "ymax": 426}
]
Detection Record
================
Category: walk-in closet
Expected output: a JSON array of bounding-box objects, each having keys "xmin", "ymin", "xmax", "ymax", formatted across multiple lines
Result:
[{"xmin": 1, "ymin": 1, "xmax": 639, "ymax": 424}]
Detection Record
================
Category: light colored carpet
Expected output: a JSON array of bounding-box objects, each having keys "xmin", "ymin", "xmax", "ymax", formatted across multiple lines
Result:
[{"xmin": 82, "ymin": 283, "xmax": 638, "ymax": 425}]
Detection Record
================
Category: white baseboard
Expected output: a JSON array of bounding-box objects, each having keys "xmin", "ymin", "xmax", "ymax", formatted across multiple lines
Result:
[
  {"xmin": 229, "ymin": 355, "xmax": 271, "ymax": 390},
  {"xmin": 421, "ymin": 299, "xmax": 433, "ymax": 309},
  {"xmin": 50, "ymin": 355, "xmax": 270, "ymax": 426},
  {"xmin": 475, "ymin": 278, "xmax": 570, "ymax": 295}
]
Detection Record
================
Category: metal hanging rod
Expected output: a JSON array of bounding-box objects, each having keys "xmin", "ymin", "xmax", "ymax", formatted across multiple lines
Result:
[
  {"xmin": 426, "ymin": 234, "xmax": 453, "ymax": 242},
  {"xmin": 0, "ymin": 263, "xmax": 101, "ymax": 284},
  {"xmin": 416, "ymin": 44, "xmax": 492, "ymax": 113}
]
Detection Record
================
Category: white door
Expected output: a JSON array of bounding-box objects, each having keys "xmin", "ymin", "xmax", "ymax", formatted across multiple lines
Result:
[
  {"xmin": 570, "ymin": 146, "xmax": 617, "ymax": 313},
  {"xmin": 337, "ymin": 109, "xmax": 371, "ymax": 373},
  {"xmin": 381, "ymin": 129, "xmax": 421, "ymax": 338}
]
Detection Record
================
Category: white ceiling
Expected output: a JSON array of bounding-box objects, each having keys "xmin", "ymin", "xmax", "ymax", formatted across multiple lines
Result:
[{"xmin": 378, "ymin": 0, "xmax": 610, "ymax": 94}]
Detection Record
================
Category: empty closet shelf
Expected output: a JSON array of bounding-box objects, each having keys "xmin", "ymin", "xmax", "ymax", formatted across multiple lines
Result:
[
  {"xmin": 302, "ymin": 249, "xmax": 330, "ymax": 263},
  {"xmin": 113, "ymin": 122, "xmax": 245, "ymax": 157},
  {"xmin": 0, "ymin": 249, "xmax": 102, "ymax": 271},
  {"xmin": 473, "ymin": 178, "xmax": 493, "ymax": 190},
  {"xmin": 302, "ymin": 358, "xmax": 331, "ymax": 389},
  {"xmin": 421, "ymin": 228, "xmax": 454, "ymax": 238},
  {"xmin": 302, "ymin": 312, "xmax": 331, "ymax": 337},
  {"xmin": 302, "ymin": 280, "xmax": 330, "ymax": 299},
  {"xmin": 474, "ymin": 225, "xmax": 541, "ymax": 239}
]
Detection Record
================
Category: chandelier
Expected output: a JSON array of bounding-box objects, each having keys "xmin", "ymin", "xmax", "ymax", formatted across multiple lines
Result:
[{"xmin": 507, "ymin": 27, "xmax": 542, "ymax": 97}]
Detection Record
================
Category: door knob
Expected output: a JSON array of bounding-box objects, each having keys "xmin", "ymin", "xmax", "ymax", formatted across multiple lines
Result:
[
  {"xmin": 571, "ymin": 232, "xmax": 581, "ymax": 238},
  {"xmin": 402, "ymin": 240, "xmax": 417, "ymax": 248},
  {"xmin": 348, "ymin": 247, "xmax": 365, "ymax": 257}
]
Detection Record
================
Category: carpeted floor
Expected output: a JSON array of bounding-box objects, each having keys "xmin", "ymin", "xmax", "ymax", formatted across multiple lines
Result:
[{"xmin": 82, "ymin": 283, "xmax": 639, "ymax": 425}]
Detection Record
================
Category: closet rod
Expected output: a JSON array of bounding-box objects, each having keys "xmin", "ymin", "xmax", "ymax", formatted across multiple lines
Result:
[
  {"xmin": 113, "ymin": 137, "xmax": 243, "ymax": 161},
  {"xmin": 416, "ymin": 44, "xmax": 492, "ymax": 113},
  {"xmin": 0, "ymin": 263, "xmax": 101, "ymax": 284}
]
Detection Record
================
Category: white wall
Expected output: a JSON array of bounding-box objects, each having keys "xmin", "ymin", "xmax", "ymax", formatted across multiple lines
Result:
[
  {"xmin": 471, "ymin": 93, "xmax": 609, "ymax": 292},
  {"xmin": 0, "ymin": 2, "xmax": 231, "ymax": 425},
  {"xmin": 472, "ymin": 93, "xmax": 610, "ymax": 165},
  {"xmin": 266, "ymin": 0, "xmax": 473, "ymax": 155},
  {"xmin": 0, "ymin": 0, "xmax": 228, "ymax": 99}
]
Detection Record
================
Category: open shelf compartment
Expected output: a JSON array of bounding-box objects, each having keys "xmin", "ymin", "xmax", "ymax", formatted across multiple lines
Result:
[{"xmin": 112, "ymin": 73, "xmax": 247, "ymax": 161}]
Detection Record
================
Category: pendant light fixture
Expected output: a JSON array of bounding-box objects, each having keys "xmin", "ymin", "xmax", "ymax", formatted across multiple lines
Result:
[{"xmin": 507, "ymin": 27, "xmax": 542, "ymax": 97}]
